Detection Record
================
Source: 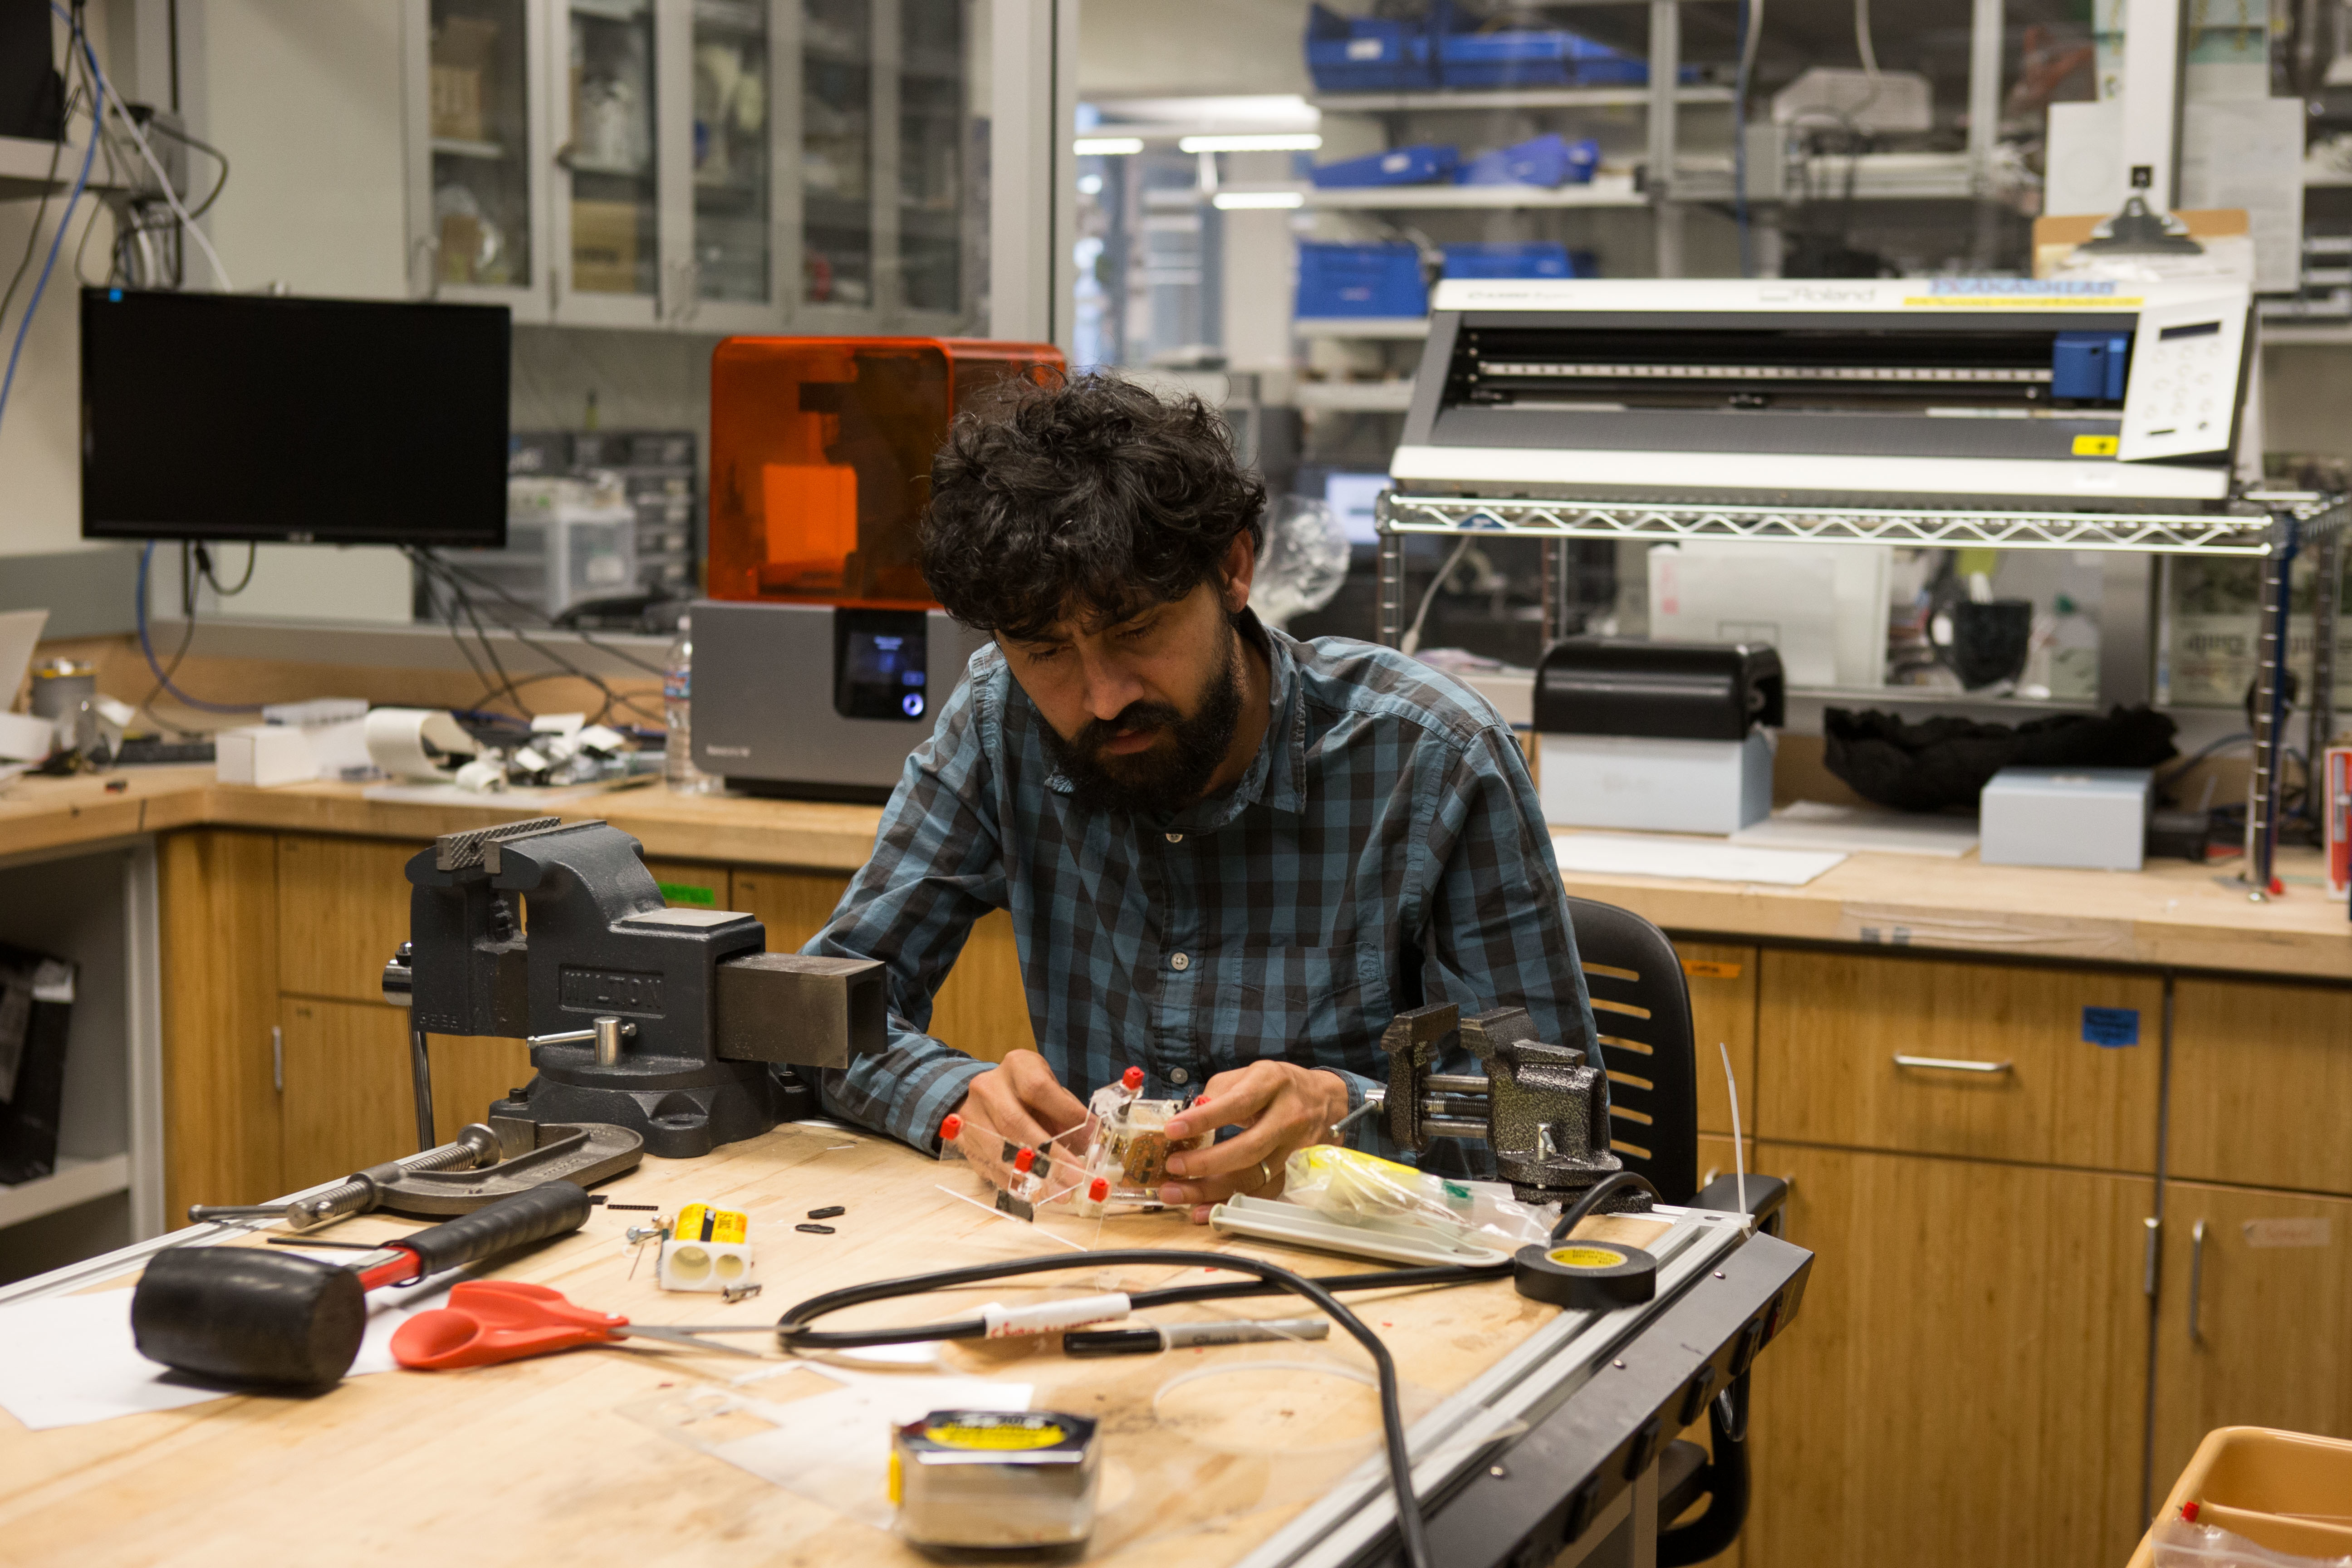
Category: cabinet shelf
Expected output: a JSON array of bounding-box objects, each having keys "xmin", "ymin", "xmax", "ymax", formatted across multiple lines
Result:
[
  {"xmin": 1298, "ymin": 379, "xmax": 1416, "ymax": 412},
  {"xmin": 1272, "ymin": 173, "xmax": 1646, "ymax": 210},
  {"xmin": 0, "ymin": 1153, "xmax": 132, "ymax": 1231},
  {"xmin": 1313, "ymin": 84, "xmax": 1733, "ymax": 113},
  {"xmin": 432, "ymin": 137, "xmax": 511, "ymax": 161},
  {"xmin": 0, "ymin": 131, "xmax": 125, "ymax": 200},
  {"xmin": 1296, "ymin": 315, "xmax": 1432, "ymax": 339}
]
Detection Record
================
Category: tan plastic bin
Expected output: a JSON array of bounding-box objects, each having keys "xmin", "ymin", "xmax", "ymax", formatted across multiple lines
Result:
[{"xmin": 2127, "ymin": 1426, "xmax": 2352, "ymax": 1566}]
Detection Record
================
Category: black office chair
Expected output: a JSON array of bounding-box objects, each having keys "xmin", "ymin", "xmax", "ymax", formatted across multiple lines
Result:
[{"xmin": 1566, "ymin": 896, "xmax": 1789, "ymax": 1567}]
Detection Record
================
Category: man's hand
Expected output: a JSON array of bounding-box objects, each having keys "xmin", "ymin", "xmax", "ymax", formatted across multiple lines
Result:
[
  {"xmin": 1157, "ymin": 1063, "xmax": 1352, "ymax": 1224},
  {"xmin": 951, "ymin": 1049, "xmax": 1091, "ymax": 1164}
]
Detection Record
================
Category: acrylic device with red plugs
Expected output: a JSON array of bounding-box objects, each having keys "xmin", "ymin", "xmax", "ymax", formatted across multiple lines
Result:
[{"xmin": 939, "ymin": 1067, "xmax": 1212, "ymax": 1224}]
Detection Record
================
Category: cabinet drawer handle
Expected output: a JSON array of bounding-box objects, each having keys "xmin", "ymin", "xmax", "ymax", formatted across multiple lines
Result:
[
  {"xmin": 1891, "ymin": 1054, "xmax": 2014, "ymax": 1074},
  {"xmin": 271, "ymin": 1025, "xmax": 283, "ymax": 1094},
  {"xmin": 2188, "ymin": 1220, "xmax": 2207, "ymax": 1344}
]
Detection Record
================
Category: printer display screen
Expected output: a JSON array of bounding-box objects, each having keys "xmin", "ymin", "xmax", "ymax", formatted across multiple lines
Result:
[{"xmin": 833, "ymin": 609, "xmax": 930, "ymax": 722}]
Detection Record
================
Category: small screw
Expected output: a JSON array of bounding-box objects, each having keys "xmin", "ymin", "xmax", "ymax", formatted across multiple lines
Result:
[
  {"xmin": 625, "ymin": 1224, "xmax": 666, "ymax": 1246},
  {"xmin": 1613, "ymin": 1358, "xmax": 1626, "ymax": 1369},
  {"xmin": 796, "ymin": 1222, "xmax": 836, "ymax": 1235},
  {"xmin": 1714, "ymin": 1270, "xmax": 1726, "ymax": 1279},
  {"xmin": 807, "ymin": 1205, "xmax": 846, "ymax": 1220},
  {"xmin": 721, "ymin": 1282, "xmax": 764, "ymax": 1303},
  {"xmin": 1489, "ymin": 1464, "xmax": 1508, "ymax": 1479}
]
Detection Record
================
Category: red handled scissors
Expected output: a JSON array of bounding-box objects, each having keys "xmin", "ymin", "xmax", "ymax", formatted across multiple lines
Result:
[{"xmin": 392, "ymin": 1280, "xmax": 769, "ymax": 1370}]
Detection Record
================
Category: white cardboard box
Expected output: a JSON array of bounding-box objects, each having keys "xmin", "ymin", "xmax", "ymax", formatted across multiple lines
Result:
[
  {"xmin": 1539, "ymin": 731, "xmax": 1774, "ymax": 836},
  {"xmin": 1979, "ymin": 766, "xmax": 2151, "ymax": 871},
  {"xmin": 215, "ymin": 724, "xmax": 316, "ymax": 789}
]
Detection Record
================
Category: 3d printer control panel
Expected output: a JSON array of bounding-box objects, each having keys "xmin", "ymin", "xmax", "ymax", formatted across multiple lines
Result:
[{"xmin": 833, "ymin": 608, "xmax": 930, "ymax": 722}]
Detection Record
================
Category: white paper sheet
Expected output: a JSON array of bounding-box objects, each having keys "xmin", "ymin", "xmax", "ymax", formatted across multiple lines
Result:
[
  {"xmin": 1730, "ymin": 799, "xmax": 1980, "ymax": 858},
  {"xmin": 1552, "ymin": 832, "xmax": 1847, "ymax": 887},
  {"xmin": 0, "ymin": 1274, "xmax": 451, "ymax": 1432}
]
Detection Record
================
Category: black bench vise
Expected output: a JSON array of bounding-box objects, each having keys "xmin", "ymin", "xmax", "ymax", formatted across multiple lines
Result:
[
  {"xmin": 382, "ymin": 817, "xmax": 884, "ymax": 1159},
  {"xmin": 1375, "ymin": 1002, "xmax": 1628, "ymax": 1207}
]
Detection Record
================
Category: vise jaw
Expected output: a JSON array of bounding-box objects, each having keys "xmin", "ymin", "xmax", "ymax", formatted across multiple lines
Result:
[
  {"xmin": 394, "ymin": 817, "xmax": 883, "ymax": 1159},
  {"xmin": 1377, "ymin": 1001, "xmax": 1624, "ymax": 1206}
]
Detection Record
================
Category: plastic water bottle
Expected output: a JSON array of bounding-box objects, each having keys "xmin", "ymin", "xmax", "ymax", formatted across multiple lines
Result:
[{"xmin": 663, "ymin": 615, "xmax": 715, "ymax": 794}]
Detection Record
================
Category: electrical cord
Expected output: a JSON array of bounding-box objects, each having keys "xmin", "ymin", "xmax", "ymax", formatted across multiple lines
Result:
[
  {"xmin": 199, "ymin": 542, "xmax": 257, "ymax": 596},
  {"xmin": 145, "ymin": 118, "xmax": 230, "ymax": 220},
  {"xmin": 60, "ymin": 3, "xmax": 235, "ymax": 293},
  {"xmin": 0, "ymin": 4, "xmax": 99, "ymax": 441},
  {"xmin": 134, "ymin": 542, "xmax": 265, "ymax": 715},
  {"xmin": 0, "ymin": 80, "xmax": 77, "ymax": 328},
  {"xmin": 774, "ymin": 1250, "xmax": 1512, "ymax": 1568},
  {"xmin": 1548, "ymin": 1171, "xmax": 1663, "ymax": 1243},
  {"xmin": 405, "ymin": 546, "xmax": 666, "ymax": 726},
  {"xmin": 1400, "ymin": 535, "xmax": 1475, "ymax": 658}
]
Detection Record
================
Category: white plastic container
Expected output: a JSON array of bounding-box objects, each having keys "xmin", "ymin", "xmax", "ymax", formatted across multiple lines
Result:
[
  {"xmin": 1979, "ymin": 765, "xmax": 2151, "ymax": 871},
  {"xmin": 1539, "ymin": 731, "xmax": 1775, "ymax": 836},
  {"xmin": 216, "ymin": 724, "xmax": 317, "ymax": 789}
]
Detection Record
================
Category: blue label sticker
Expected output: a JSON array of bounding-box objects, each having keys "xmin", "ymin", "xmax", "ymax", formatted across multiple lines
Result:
[{"xmin": 2082, "ymin": 1006, "xmax": 2140, "ymax": 1047}]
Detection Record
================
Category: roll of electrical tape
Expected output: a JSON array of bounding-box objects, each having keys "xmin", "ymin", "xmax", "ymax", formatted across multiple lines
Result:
[{"xmin": 1513, "ymin": 1241, "xmax": 1659, "ymax": 1310}]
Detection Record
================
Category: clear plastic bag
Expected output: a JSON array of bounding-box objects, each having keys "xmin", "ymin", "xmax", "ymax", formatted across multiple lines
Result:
[
  {"xmin": 1282, "ymin": 1146, "xmax": 1553, "ymax": 1249},
  {"xmin": 2149, "ymin": 1519, "xmax": 2352, "ymax": 1568},
  {"xmin": 1249, "ymin": 496, "xmax": 1352, "ymax": 630}
]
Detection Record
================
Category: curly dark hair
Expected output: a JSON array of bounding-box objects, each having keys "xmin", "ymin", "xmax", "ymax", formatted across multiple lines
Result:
[{"xmin": 920, "ymin": 372, "xmax": 1267, "ymax": 641}]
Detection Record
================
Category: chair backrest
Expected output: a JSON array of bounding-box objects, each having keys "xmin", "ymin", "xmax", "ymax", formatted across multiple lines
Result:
[{"xmin": 1566, "ymin": 897, "xmax": 1699, "ymax": 1205}]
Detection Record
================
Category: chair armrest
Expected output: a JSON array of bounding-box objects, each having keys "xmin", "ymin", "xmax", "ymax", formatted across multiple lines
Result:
[{"xmin": 1691, "ymin": 1172, "xmax": 1789, "ymax": 1225}]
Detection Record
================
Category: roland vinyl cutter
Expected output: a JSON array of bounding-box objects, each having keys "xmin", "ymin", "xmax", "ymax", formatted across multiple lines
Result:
[{"xmin": 1390, "ymin": 277, "xmax": 2259, "ymax": 510}]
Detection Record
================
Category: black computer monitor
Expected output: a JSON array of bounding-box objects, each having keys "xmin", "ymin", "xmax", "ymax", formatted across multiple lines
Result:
[{"xmin": 79, "ymin": 287, "xmax": 510, "ymax": 547}]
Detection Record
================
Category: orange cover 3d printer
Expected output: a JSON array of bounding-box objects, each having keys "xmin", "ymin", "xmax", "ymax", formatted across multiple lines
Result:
[{"xmin": 692, "ymin": 336, "xmax": 1063, "ymax": 800}]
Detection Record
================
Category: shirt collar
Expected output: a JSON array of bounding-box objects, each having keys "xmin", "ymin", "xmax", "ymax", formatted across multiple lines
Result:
[{"xmin": 1037, "ymin": 610, "xmax": 1309, "ymax": 825}]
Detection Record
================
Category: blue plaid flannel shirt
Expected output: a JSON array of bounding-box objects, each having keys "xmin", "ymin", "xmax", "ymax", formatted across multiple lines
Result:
[{"xmin": 804, "ymin": 613, "xmax": 1597, "ymax": 1158}]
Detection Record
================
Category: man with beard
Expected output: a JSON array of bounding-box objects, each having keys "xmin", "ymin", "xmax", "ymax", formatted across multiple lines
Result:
[{"xmin": 803, "ymin": 374, "xmax": 1595, "ymax": 1220}]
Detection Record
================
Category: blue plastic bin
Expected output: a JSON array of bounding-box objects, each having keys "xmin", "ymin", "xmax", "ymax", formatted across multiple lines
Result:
[
  {"xmin": 2052, "ymin": 331, "xmax": 2130, "ymax": 402},
  {"xmin": 1297, "ymin": 242, "xmax": 1430, "ymax": 318},
  {"xmin": 1441, "ymin": 241, "xmax": 1597, "ymax": 280},
  {"xmin": 1304, "ymin": 4, "xmax": 1436, "ymax": 92},
  {"xmin": 1456, "ymin": 133, "xmax": 1601, "ymax": 188},
  {"xmin": 1439, "ymin": 27, "xmax": 1646, "ymax": 88},
  {"xmin": 1310, "ymin": 142, "xmax": 1460, "ymax": 188}
]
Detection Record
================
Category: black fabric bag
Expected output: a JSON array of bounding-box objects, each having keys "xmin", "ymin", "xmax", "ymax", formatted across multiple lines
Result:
[
  {"xmin": 1822, "ymin": 706, "xmax": 2179, "ymax": 813},
  {"xmin": 0, "ymin": 941, "xmax": 76, "ymax": 1185}
]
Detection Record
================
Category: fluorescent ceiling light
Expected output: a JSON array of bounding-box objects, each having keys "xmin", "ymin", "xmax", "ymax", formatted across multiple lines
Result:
[
  {"xmin": 1212, "ymin": 190, "xmax": 1306, "ymax": 210},
  {"xmin": 1073, "ymin": 137, "xmax": 1145, "ymax": 156},
  {"xmin": 1180, "ymin": 133, "xmax": 1323, "ymax": 153}
]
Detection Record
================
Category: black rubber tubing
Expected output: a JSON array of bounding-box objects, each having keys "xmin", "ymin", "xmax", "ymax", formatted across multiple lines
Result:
[
  {"xmin": 775, "ymin": 1250, "xmax": 1511, "ymax": 1568},
  {"xmin": 1548, "ymin": 1171, "xmax": 1663, "ymax": 1243}
]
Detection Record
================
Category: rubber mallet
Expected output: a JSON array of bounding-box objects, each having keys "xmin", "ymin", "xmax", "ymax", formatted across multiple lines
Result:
[{"xmin": 131, "ymin": 1180, "xmax": 594, "ymax": 1390}]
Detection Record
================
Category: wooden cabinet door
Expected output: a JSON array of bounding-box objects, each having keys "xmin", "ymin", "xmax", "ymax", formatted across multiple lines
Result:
[
  {"xmin": 279, "ymin": 998, "xmax": 416, "ymax": 1191},
  {"xmin": 642, "ymin": 859, "xmax": 730, "ymax": 911},
  {"xmin": 1678, "ymin": 941, "xmax": 1758, "ymax": 1139},
  {"xmin": 1743, "ymin": 1143, "xmax": 2152, "ymax": 1568},
  {"xmin": 732, "ymin": 868, "xmax": 1036, "ymax": 1065},
  {"xmin": 159, "ymin": 829, "xmax": 284, "ymax": 1215},
  {"xmin": 2151, "ymin": 1181, "xmax": 2352, "ymax": 1492},
  {"xmin": 277, "ymin": 836, "xmax": 417, "ymax": 1003},
  {"xmin": 1756, "ymin": 951, "xmax": 2161, "ymax": 1172},
  {"xmin": 279, "ymin": 999, "xmax": 535, "ymax": 1185},
  {"xmin": 2168, "ymin": 978, "xmax": 2352, "ymax": 1195}
]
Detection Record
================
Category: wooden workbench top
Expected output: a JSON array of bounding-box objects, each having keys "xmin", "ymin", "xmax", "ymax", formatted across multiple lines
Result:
[
  {"xmin": 0, "ymin": 1124, "xmax": 1565, "ymax": 1567},
  {"xmin": 3, "ymin": 766, "xmax": 2346, "ymax": 981}
]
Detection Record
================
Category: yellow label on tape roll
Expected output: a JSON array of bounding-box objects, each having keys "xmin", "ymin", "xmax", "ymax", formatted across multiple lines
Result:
[
  {"xmin": 928, "ymin": 1421, "xmax": 1068, "ymax": 1450},
  {"xmin": 2072, "ymin": 434, "xmax": 2119, "ymax": 457},
  {"xmin": 674, "ymin": 1204, "xmax": 747, "ymax": 1244},
  {"xmin": 1547, "ymin": 1245, "xmax": 1632, "ymax": 1269}
]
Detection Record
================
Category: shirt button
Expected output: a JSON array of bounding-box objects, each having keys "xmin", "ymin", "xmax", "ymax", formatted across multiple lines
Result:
[
  {"xmin": 1169, "ymin": 1068, "xmax": 1190, "ymax": 1086},
  {"xmin": 1165, "ymin": 832, "xmax": 1183, "ymax": 843},
  {"xmin": 1170, "ymin": 952, "xmax": 1191, "ymax": 972}
]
